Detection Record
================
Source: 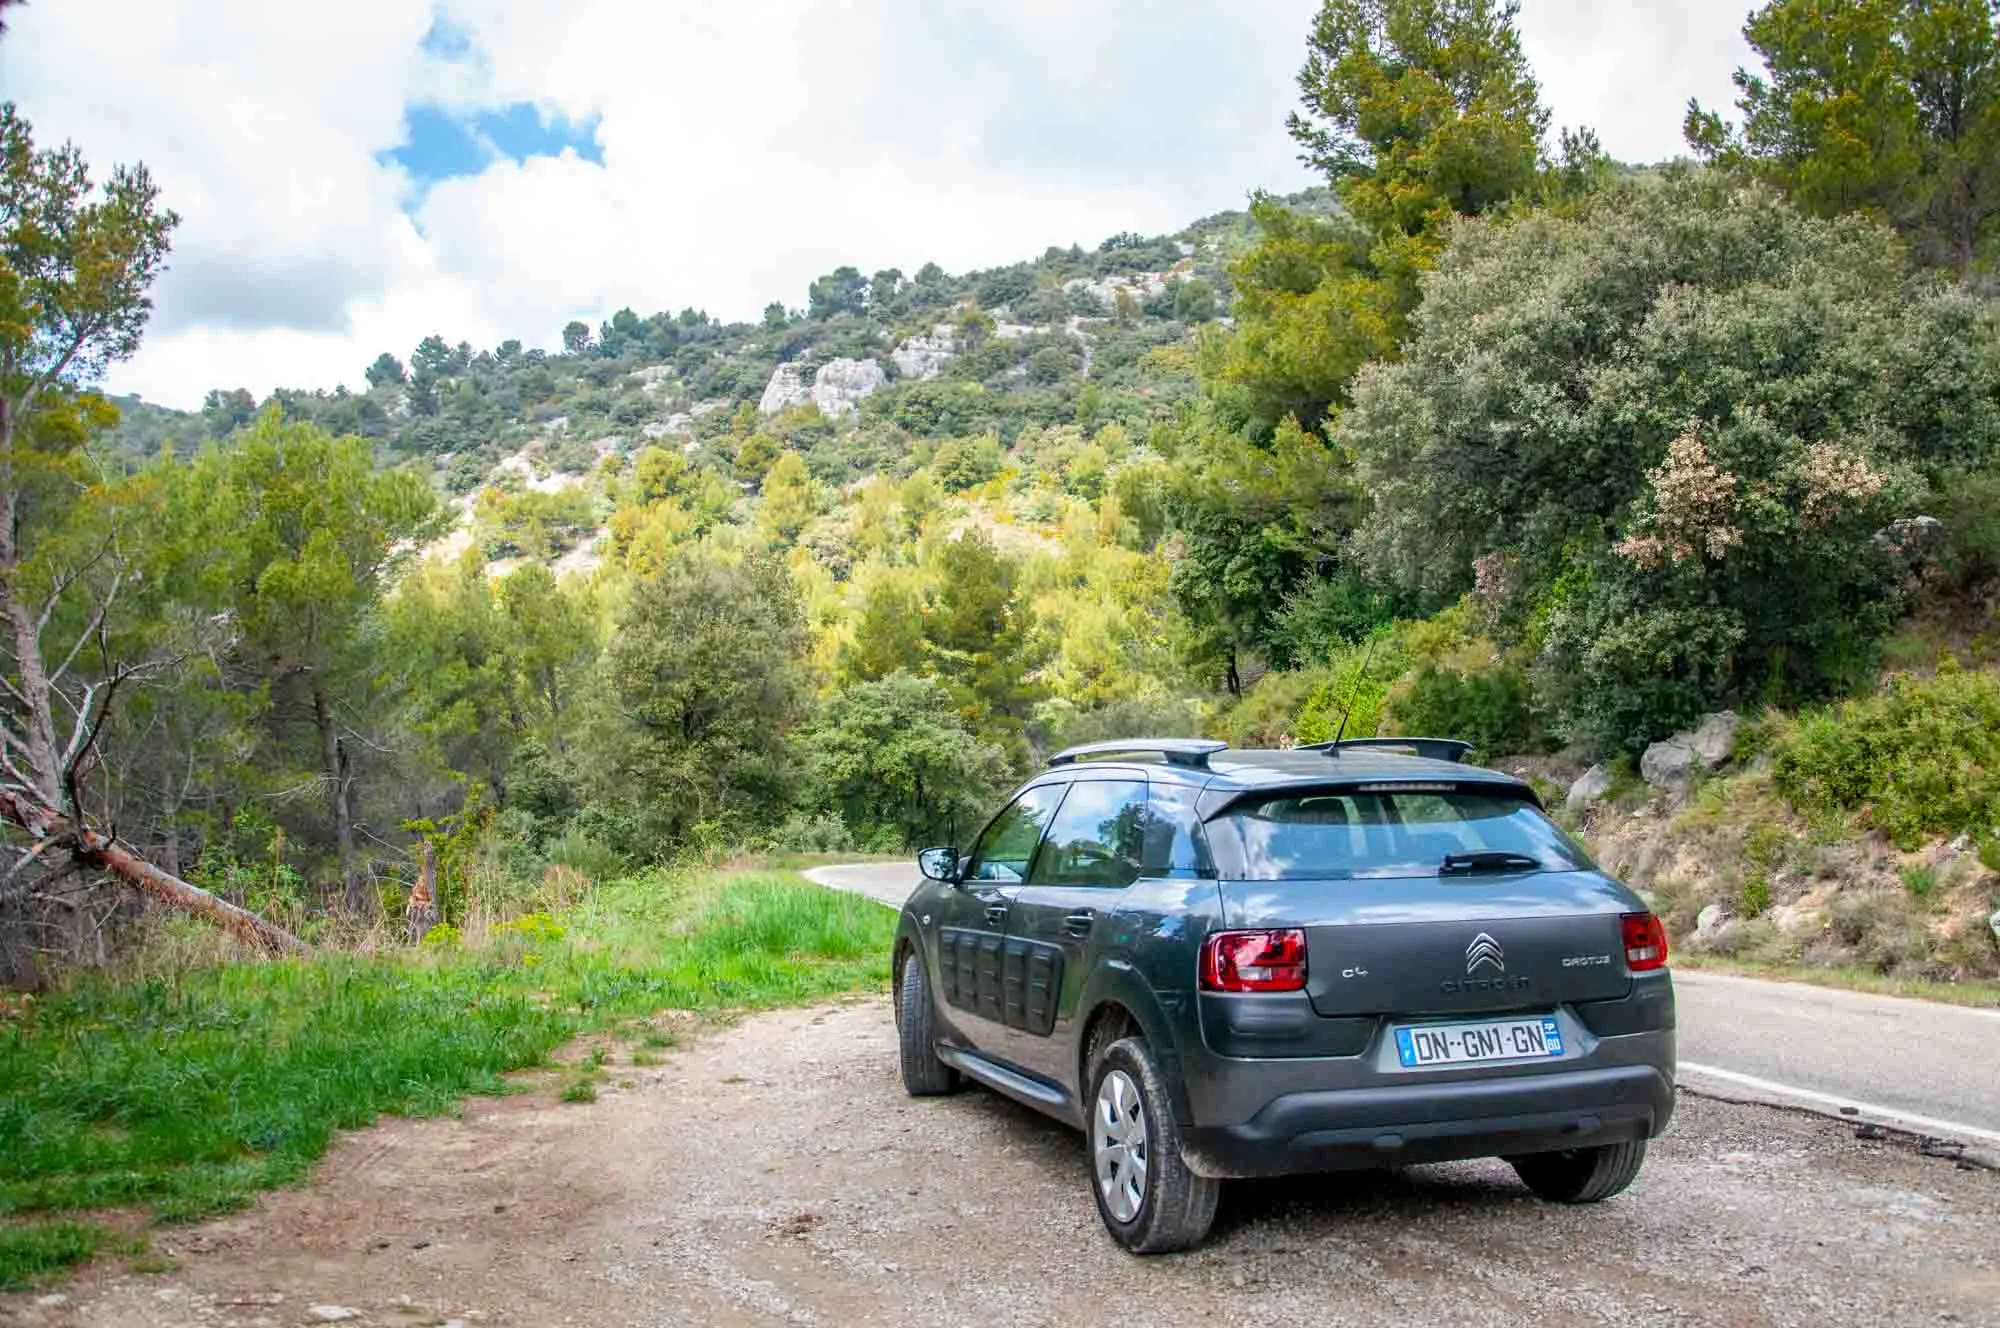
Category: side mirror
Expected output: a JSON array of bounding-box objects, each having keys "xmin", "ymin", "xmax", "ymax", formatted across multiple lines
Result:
[{"xmin": 917, "ymin": 846, "xmax": 961, "ymax": 883}]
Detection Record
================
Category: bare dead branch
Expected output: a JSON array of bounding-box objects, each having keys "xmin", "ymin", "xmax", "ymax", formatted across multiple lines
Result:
[
  {"xmin": 0, "ymin": 783, "xmax": 308, "ymax": 955},
  {"xmin": 3, "ymin": 834, "xmax": 57, "ymax": 885}
]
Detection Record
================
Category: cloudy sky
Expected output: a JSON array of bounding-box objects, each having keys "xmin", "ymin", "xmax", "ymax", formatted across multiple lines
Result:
[{"xmin": 1, "ymin": 0, "xmax": 1757, "ymax": 409}]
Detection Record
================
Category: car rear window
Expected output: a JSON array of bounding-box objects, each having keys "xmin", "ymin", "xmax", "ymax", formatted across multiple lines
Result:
[{"xmin": 1209, "ymin": 788, "xmax": 1591, "ymax": 881}]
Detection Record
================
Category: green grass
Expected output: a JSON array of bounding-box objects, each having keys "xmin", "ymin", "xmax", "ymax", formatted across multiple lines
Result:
[
  {"xmin": 1675, "ymin": 952, "xmax": 2000, "ymax": 1008},
  {"xmin": 0, "ymin": 869, "xmax": 894, "ymax": 1289},
  {"xmin": 0, "ymin": 1222, "xmax": 120, "ymax": 1291}
]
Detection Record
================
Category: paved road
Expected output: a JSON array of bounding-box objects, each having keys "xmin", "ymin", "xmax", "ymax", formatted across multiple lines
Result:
[
  {"xmin": 1674, "ymin": 970, "xmax": 2000, "ymax": 1147},
  {"xmin": 804, "ymin": 862, "xmax": 2000, "ymax": 1152}
]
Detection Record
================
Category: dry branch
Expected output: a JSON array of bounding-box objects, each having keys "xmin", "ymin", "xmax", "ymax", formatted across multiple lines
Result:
[{"xmin": 0, "ymin": 784, "xmax": 308, "ymax": 956}]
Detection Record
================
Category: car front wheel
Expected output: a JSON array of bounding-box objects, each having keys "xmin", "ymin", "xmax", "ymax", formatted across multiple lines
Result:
[
  {"xmin": 1510, "ymin": 1139, "xmax": 1648, "ymax": 1203},
  {"xmin": 1087, "ymin": 1036, "xmax": 1219, "ymax": 1254}
]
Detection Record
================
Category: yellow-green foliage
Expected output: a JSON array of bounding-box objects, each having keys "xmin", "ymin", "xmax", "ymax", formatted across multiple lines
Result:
[
  {"xmin": 492, "ymin": 911, "xmax": 566, "ymax": 945},
  {"xmin": 1773, "ymin": 665, "xmax": 2000, "ymax": 848},
  {"xmin": 419, "ymin": 922, "xmax": 463, "ymax": 949}
]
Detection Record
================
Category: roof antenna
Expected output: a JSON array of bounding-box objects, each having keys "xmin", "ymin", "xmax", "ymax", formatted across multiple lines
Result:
[{"xmin": 1328, "ymin": 634, "xmax": 1378, "ymax": 753}]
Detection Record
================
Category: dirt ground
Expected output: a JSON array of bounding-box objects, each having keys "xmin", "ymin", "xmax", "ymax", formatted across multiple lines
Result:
[{"xmin": 4, "ymin": 996, "xmax": 1996, "ymax": 1328}]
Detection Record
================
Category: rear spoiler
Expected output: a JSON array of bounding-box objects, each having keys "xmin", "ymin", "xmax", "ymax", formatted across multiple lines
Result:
[
  {"xmin": 1294, "ymin": 737, "xmax": 1475, "ymax": 763},
  {"xmin": 1196, "ymin": 772, "xmax": 1541, "ymax": 821}
]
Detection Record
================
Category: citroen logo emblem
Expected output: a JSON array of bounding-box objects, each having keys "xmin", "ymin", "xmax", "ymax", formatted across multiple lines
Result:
[{"xmin": 1466, "ymin": 933, "xmax": 1505, "ymax": 975}]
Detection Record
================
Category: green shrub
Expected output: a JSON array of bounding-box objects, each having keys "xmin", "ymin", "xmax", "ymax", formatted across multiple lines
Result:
[
  {"xmin": 759, "ymin": 810, "xmax": 857, "ymax": 855},
  {"xmin": 542, "ymin": 827, "xmax": 626, "ymax": 885},
  {"xmin": 1773, "ymin": 667, "xmax": 2000, "ymax": 847},
  {"xmin": 1979, "ymin": 836, "xmax": 2000, "ymax": 872},
  {"xmin": 1741, "ymin": 873, "xmax": 1773, "ymax": 918},
  {"xmin": 1388, "ymin": 660, "xmax": 1542, "ymax": 757},
  {"xmin": 1900, "ymin": 864, "xmax": 1938, "ymax": 898},
  {"xmin": 419, "ymin": 923, "xmax": 463, "ymax": 949},
  {"xmin": 1935, "ymin": 465, "xmax": 2000, "ymax": 590}
]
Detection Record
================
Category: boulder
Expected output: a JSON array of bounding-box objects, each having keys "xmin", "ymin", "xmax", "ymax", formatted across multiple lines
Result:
[
  {"xmin": 1990, "ymin": 903, "xmax": 2000, "ymax": 950},
  {"xmin": 758, "ymin": 363, "xmax": 810, "ymax": 414},
  {"xmin": 1685, "ymin": 710, "xmax": 1741, "ymax": 769},
  {"xmin": 1565, "ymin": 764, "xmax": 1613, "ymax": 813},
  {"xmin": 1640, "ymin": 740, "xmax": 1697, "ymax": 792},
  {"xmin": 1696, "ymin": 903, "xmax": 1729, "ymax": 939},
  {"xmin": 808, "ymin": 357, "xmax": 886, "ymax": 416}
]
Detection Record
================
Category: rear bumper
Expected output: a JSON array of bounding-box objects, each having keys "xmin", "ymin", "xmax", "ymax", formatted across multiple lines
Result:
[{"xmin": 1178, "ymin": 1063, "xmax": 1675, "ymax": 1179}]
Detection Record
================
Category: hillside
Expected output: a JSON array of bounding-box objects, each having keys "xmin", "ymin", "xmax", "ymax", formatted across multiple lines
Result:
[{"xmin": 108, "ymin": 190, "xmax": 1336, "ymax": 517}]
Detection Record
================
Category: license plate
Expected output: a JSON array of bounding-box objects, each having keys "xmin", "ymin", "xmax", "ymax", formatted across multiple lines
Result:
[{"xmin": 1395, "ymin": 1016, "xmax": 1564, "ymax": 1068}]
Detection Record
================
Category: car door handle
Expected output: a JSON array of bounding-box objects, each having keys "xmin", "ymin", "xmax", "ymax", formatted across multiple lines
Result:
[
  {"xmin": 986, "ymin": 905, "xmax": 1009, "ymax": 926},
  {"xmin": 1064, "ymin": 910, "xmax": 1095, "ymax": 938}
]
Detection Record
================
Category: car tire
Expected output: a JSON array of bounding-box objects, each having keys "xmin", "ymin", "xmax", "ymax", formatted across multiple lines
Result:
[
  {"xmin": 895, "ymin": 948, "xmax": 958, "ymax": 1097},
  {"xmin": 1086, "ymin": 1036, "xmax": 1219, "ymax": 1254},
  {"xmin": 1510, "ymin": 1139, "xmax": 1648, "ymax": 1203}
]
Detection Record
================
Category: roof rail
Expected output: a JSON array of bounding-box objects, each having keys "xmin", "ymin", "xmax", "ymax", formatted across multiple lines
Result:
[
  {"xmin": 1296, "ymin": 737, "xmax": 1476, "ymax": 764},
  {"xmin": 1047, "ymin": 738, "xmax": 1228, "ymax": 769}
]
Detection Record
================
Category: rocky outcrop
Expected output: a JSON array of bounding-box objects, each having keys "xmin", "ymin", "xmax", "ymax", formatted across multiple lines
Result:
[
  {"xmin": 642, "ymin": 412, "xmax": 694, "ymax": 441},
  {"xmin": 808, "ymin": 358, "xmax": 886, "ymax": 416},
  {"xmin": 892, "ymin": 325, "xmax": 955, "ymax": 380},
  {"xmin": 759, "ymin": 363, "xmax": 810, "ymax": 414},
  {"xmin": 1061, "ymin": 259, "xmax": 1195, "ymax": 312},
  {"xmin": 757, "ymin": 358, "xmax": 886, "ymax": 416}
]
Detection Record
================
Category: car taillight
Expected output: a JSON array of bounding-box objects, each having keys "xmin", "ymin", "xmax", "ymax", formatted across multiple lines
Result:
[
  {"xmin": 1621, "ymin": 912, "xmax": 1669, "ymax": 971},
  {"xmin": 1199, "ymin": 929, "xmax": 1308, "ymax": 992}
]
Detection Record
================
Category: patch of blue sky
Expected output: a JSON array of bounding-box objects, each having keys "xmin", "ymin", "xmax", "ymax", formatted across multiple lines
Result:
[{"xmin": 379, "ymin": 103, "xmax": 603, "ymax": 197}]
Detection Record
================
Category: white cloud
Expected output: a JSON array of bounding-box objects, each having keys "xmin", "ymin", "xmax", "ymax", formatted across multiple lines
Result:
[
  {"xmin": 0, "ymin": 0, "xmax": 1762, "ymax": 409},
  {"xmin": 1518, "ymin": 0, "xmax": 1757, "ymax": 164}
]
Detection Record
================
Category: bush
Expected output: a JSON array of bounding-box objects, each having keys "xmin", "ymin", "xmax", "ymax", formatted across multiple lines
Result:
[
  {"xmin": 1036, "ymin": 694, "xmax": 1208, "ymax": 751},
  {"xmin": 542, "ymin": 827, "xmax": 626, "ymax": 885},
  {"xmin": 1346, "ymin": 177, "xmax": 1969, "ymax": 743},
  {"xmin": 1539, "ymin": 592, "xmax": 1745, "ymax": 754},
  {"xmin": 1773, "ymin": 666, "xmax": 2000, "ymax": 848},
  {"xmin": 1934, "ymin": 465, "xmax": 2000, "ymax": 590},
  {"xmin": 1387, "ymin": 660, "xmax": 1541, "ymax": 756},
  {"xmin": 758, "ymin": 811, "xmax": 857, "ymax": 855}
]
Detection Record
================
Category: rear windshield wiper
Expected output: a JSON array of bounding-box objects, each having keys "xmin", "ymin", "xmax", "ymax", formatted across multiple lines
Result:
[{"xmin": 1439, "ymin": 851, "xmax": 1543, "ymax": 876}]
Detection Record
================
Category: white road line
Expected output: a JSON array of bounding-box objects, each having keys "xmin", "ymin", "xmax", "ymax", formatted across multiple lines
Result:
[{"xmin": 1680, "ymin": 1060, "xmax": 2000, "ymax": 1150}]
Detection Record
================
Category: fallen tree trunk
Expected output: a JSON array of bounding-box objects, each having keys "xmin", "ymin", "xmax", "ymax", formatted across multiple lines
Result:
[{"xmin": 0, "ymin": 784, "xmax": 309, "ymax": 957}]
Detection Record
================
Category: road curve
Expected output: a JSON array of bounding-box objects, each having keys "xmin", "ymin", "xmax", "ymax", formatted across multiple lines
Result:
[{"xmin": 803, "ymin": 861, "xmax": 2000, "ymax": 1153}]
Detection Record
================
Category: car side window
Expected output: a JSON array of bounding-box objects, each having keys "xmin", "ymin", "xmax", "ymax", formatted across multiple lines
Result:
[
  {"xmin": 1140, "ymin": 782, "xmax": 1214, "ymax": 877},
  {"xmin": 1027, "ymin": 780, "xmax": 1149, "ymax": 888},
  {"xmin": 964, "ymin": 785, "xmax": 1064, "ymax": 883}
]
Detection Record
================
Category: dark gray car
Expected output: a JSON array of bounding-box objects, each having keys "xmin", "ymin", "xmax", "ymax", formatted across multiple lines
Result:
[{"xmin": 889, "ymin": 738, "xmax": 1676, "ymax": 1253}]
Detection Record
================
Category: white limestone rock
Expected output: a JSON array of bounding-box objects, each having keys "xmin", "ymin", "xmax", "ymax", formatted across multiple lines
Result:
[
  {"xmin": 807, "ymin": 357, "xmax": 886, "ymax": 416},
  {"xmin": 892, "ymin": 325, "xmax": 955, "ymax": 380},
  {"xmin": 758, "ymin": 362, "xmax": 810, "ymax": 414}
]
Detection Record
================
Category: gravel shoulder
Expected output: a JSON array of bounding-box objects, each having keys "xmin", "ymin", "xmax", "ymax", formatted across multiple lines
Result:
[{"xmin": 6, "ymin": 997, "xmax": 1996, "ymax": 1328}]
